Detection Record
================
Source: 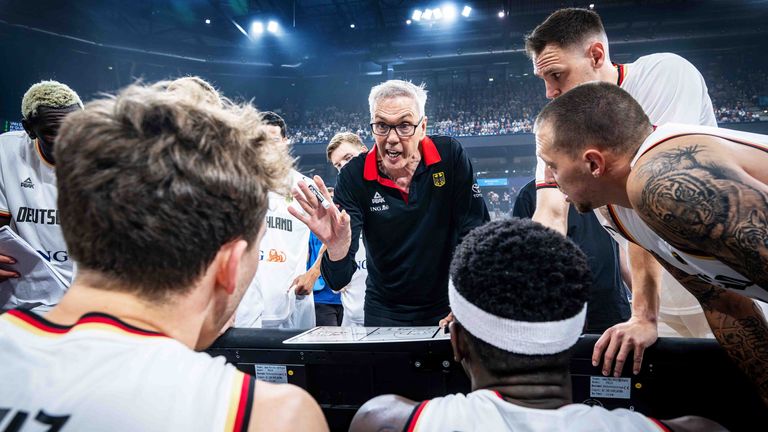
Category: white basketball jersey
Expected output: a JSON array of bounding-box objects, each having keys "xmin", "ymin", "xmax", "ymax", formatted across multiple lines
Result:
[
  {"xmin": 594, "ymin": 123, "xmax": 768, "ymax": 302},
  {"xmin": 340, "ymin": 236, "xmax": 367, "ymax": 327},
  {"xmin": 536, "ymin": 52, "xmax": 716, "ymax": 185},
  {"xmin": 0, "ymin": 309, "xmax": 256, "ymax": 432},
  {"xmin": 236, "ymin": 170, "xmax": 314, "ymax": 329},
  {"xmin": 0, "ymin": 131, "xmax": 73, "ymax": 311},
  {"xmin": 407, "ymin": 389, "xmax": 666, "ymax": 432}
]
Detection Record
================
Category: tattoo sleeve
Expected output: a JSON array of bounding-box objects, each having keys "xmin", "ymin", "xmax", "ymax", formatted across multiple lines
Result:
[
  {"xmin": 649, "ymin": 245, "xmax": 768, "ymax": 406},
  {"xmin": 634, "ymin": 144, "xmax": 768, "ymax": 287}
]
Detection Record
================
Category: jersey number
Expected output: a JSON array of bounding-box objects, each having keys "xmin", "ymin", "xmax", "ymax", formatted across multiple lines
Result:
[{"xmin": 0, "ymin": 408, "xmax": 69, "ymax": 432}]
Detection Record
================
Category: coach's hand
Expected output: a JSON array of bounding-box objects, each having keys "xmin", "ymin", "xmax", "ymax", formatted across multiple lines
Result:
[
  {"xmin": 288, "ymin": 176, "xmax": 351, "ymax": 262},
  {"xmin": 0, "ymin": 253, "xmax": 20, "ymax": 281},
  {"xmin": 592, "ymin": 316, "xmax": 658, "ymax": 377}
]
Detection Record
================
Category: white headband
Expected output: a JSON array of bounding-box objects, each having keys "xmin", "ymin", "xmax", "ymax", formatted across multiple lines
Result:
[{"xmin": 448, "ymin": 280, "xmax": 586, "ymax": 355}]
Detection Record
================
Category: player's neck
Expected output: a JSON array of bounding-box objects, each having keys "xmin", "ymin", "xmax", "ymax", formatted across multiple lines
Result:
[
  {"xmin": 601, "ymin": 155, "xmax": 634, "ymax": 208},
  {"xmin": 600, "ymin": 61, "xmax": 620, "ymax": 86},
  {"xmin": 45, "ymin": 271, "xmax": 207, "ymax": 349},
  {"xmin": 473, "ymin": 368, "xmax": 572, "ymax": 409}
]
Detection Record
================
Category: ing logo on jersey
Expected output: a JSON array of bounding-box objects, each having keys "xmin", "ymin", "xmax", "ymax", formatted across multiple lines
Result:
[
  {"xmin": 432, "ymin": 171, "xmax": 446, "ymax": 187},
  {"xmin": 266, "ymin": 249, "xmax": 286, "ymax": 262}
]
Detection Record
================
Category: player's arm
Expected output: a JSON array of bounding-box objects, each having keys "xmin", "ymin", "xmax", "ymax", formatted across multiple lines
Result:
[
  {"xmin": 592, "ymin": 242, "xmax": 660, "ymax": 377},
  {"xmin": 629, "ymin": 144, "xmax": 768, "ymax": 404},
  {"xmin": 532, "ymin": 160, "xmax": 568, "ymax": 235},
  {"xmin": 0, "ymin": 211, "xmax": 19, "ymax": 280},
  {"xmin": 349, "ymin": 394, "xmax": 420, "ymax": 432},
  {"xmin": 249, "ymin": 381, "xmax": 329, "ymax": 432},
  {"xmin": 293, "ymin": 242, "xmax": 326, "ymax": 295},
  {"xmin": 647, "ymin": 250, "xmax": 768, "ymax": 407},
  {"xmin": 630, "ymin": 142, "xmax": 768, "ymax": 290}
]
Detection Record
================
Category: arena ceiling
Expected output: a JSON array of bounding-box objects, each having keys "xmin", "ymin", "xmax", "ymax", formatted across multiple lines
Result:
[{"xmin": 1, "ymin": 0, "xmax": 767, "ymax": 75}]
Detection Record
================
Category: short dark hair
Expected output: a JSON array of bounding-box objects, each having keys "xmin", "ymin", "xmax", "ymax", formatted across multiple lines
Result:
[
  {"xmin": 261, "ymin": 111, "xmax": 287, "ymax": 138},
  {"xmin": 525, "ymin": 8, "xmax": 606, "ymax": 57},
  {"xmin": 55, "ymin": 83, "xmax": 293, "ymax": 301},
  {"xmin": 535, "ymin": 81, "xmax": 652, "ymax": 158},
  {"xmin": 450, "ymin": 218, "xmax": 591, "ymax": 376}
]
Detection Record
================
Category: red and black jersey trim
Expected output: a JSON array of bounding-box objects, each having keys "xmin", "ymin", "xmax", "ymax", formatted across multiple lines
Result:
[
  {"xmin": 649, "ymin": 417, "xmax": 672, "ymax": 431},
  {"xmin": 403, "ymin": 401, "xmax": 428, "ymax": 432},
  {"xmin": 614, "ymin": 63, "xmax": 626, "ymax": 86},
  {"xmin": 535, "ymin": 181, "xmax": 559, "ymax": 190},
  {"xmin": 6, "ymin": 309, "xmax": 70, "ymax": 334},
  {"xmin": 233, "ymin": 375, "xmax": 256, "ymax": 432},
  {"xmin": 605, "ymin": 205, "xmax": 638, "ymax": 244},
  {"xmin": 4, "ymin": 309, "xmax": 166, "ymax": 337}
]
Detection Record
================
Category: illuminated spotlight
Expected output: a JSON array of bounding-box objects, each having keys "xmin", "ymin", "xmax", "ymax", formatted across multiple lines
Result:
[
  {"xmin": 412, "ymin": 9, "xmax": 423, "ymax": 21},
  {"xmin": 422, "ymin": 9, "xmax": 433, "ymax": 20},
  {"xmin": 350, "ymin": 23, "xmax": 355, "ymax": 28},
  {"xmin": 406, "ymin": 19, "xmax": 412, "ymax": 25},
  {"xmin": 252, "ymin": 21, "xmax": 264, "ymax": 34},
  {"xmin": 433, "ymin": 8, "xmax": 443, "ymax": 20},
  {"xmin": 589, "ymin": 3, "xmax": 595, "ymax": 9},
  {"xmin": 267, "ymin": 20, "xmax": 279, "ymax": 33},
  {"xmin": 204, "ymin": 18, "xmax": 211, "ymax": 25},
  {"xmin": 443, "ymin": 4, "xmax": 457, "ymax": 20},
  {"xmin": 498, "ymin": 10, "xmax": 505, "ymax": 18},
  {"xmin": 461, "ymin": 5, "xmax": 472, "ymax": 17},
  {"xmin": 488, "ymin": 77, "xmax": 494, "ymax": 82}
]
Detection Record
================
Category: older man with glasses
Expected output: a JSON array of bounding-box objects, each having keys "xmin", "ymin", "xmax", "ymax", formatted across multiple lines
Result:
[{"xmin": 290, "ymin": 80, "xmax": 489, "ymax": 326}]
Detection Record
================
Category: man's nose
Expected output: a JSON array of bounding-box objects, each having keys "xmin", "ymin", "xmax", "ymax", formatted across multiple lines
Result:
[{"xmin": 545, "ymin": 84, "xmax": 560, "ymax": 100}]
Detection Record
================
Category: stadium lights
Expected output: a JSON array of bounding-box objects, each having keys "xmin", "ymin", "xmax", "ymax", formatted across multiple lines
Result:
[
  {"xmin": 498, "ymin": 10, "xmax": 505, "ymax": 18},
  {"xmin": 443, "ymin": 4, "xmax": 457, "ymax": 20},
  {"xmin": 350, "ymin": 23, "xmax": 356, "ymax": 28},
  {"xmin": 252, "ymin": 21, "xmax": 264, "ymax": 34},
  {"xmin": 406, "ymin": 19, "xmax": 412, "ymax": 25},
  {"xmin": 267, "ymin": 20, "xmax": 279, "ymax": 33},
  {"xmin": 411, "ymin": 4, "xmax": 470, "ymax": 24},
  {"xmin": 589, "ymin": 3, "xmax": 595, "ymax": 9},
  {"xmin": 204, "ymin": 18, "xmax": 211, "ymax": 25}
]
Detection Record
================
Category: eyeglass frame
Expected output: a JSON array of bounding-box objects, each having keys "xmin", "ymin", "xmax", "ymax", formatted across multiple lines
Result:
[{"xmin": 369, "ymin": 116, "xmax": 425, "ymax": 137}]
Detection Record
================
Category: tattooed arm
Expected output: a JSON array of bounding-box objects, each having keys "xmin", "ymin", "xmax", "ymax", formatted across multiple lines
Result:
[
  {"xmin": 629, "ymin": 141, "xmax": 768, "ymax": 405},
  {"xmin": 349, "ymin": 395, "xmax": 419, "ymax": 432},
  {"xmin": 647, "ymin": 251, "xmax": 768, "ymax": 406},
  {"xmin": 629, "ymin": 142, "xmax": 768, "ymax": 287}
]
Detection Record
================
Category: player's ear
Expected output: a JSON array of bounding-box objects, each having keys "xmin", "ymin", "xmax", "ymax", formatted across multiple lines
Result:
[
  {"xmin": 583, "ymin": 149, "xmax": 606, "ymax": 178},
  {"xmin": 214, "ymin": 239, "xmax": 249, "ymax": 295},
  {"xmin": 21, "ymin": 119, "xmax": 38, "ymax": 140},
  {"xmin": 587, "ymin": 41, "xmax": 607, "ymax": 69},
  {"xmin": 450, "ymin": 322, "xmax": 470, "ymax": 363}
]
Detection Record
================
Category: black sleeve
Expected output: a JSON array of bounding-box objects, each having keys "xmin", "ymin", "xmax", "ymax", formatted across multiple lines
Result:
[
  {"xmin": 320, "ymin": 167, "xmax": 363, "ymax": 291},
  {"xmin": 512, "ymin": 179, "xmax": 537, "ymax": 219},
  {"xmin": 452, "ymin": 138, "xmax": 490, "ymax": 241}
]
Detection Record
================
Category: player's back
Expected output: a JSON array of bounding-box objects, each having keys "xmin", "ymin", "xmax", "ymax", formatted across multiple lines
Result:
[{"xmin": 0, "ymin": 309, "xmax": 255, "ymax": 432}]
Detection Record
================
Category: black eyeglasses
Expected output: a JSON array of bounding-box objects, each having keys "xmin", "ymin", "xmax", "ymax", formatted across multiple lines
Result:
[{"xmin": 370, "ymin": 117, "xmax": 424, "ymax": 137}]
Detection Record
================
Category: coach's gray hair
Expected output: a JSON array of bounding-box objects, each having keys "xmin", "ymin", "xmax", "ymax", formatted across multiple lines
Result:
[{"xmin": 368, "ymin": 80, "xmax": 427, "ymax": 120}]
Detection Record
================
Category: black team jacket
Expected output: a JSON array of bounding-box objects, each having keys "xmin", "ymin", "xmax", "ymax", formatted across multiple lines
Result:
[{"xmin": 321, "ymin": 135, "xmax": 490, "ymax": 322}]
